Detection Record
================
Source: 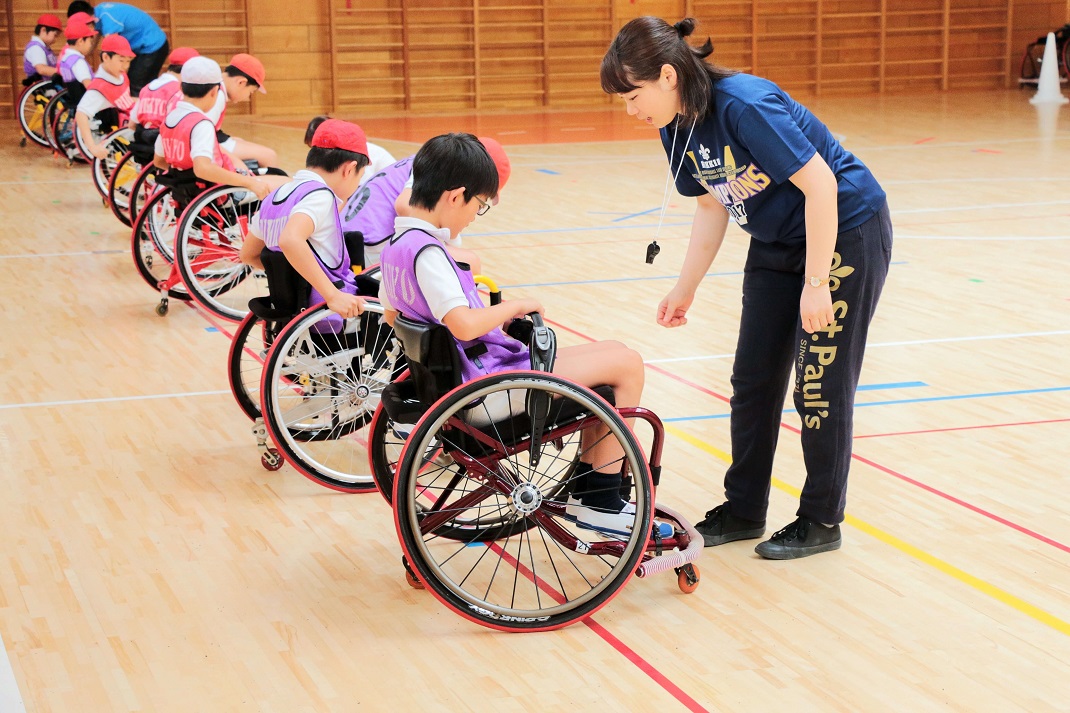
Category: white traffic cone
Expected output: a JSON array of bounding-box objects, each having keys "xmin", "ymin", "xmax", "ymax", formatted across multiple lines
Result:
[{"xmin": 1030, "ymin": 32, "xmax": 1068, "ymax": 105}]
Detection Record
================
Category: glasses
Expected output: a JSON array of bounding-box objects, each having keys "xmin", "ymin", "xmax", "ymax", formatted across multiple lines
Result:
[{"xmin": 474, "ymin": 195, "xmax": 491, "ymax": 216}]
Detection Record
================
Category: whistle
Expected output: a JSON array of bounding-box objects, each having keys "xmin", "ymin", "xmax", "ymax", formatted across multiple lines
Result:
[{"xmin": 645, "ymin": 240, "xmax": 661, "ymax": 264}]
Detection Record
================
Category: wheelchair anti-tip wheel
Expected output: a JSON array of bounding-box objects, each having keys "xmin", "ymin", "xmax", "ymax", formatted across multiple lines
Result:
[
  {"xmin": 260, "ymin": 301, "xmax": 402, "ymax": 492},
  {"xmin": 175, "ymin": 184, "xmax": 266, "ymax": 322},
  {"xmin": 17, "ymin": 79, "xmax": 57, "ymax": 149},
  {"xmin": 91, "ymin": 127, "xmax": 134, "ymax": 198},
  {"xmin": 393, "ymin": 371, "xmax": 652, "ymax": 632}
]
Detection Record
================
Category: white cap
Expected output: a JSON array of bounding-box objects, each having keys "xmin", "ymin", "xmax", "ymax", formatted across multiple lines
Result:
[{"xmin": 181, "ymin": 56, "xmax": 222, "ymax": 85}]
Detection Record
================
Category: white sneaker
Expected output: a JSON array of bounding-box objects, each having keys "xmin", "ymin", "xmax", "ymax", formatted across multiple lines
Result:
[{"xmin": 576, "ymin": 501, "xmax": 637, "ymax": 537}]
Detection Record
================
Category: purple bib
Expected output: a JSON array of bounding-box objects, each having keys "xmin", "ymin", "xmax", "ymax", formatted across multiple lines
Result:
[
  {"xmin": 380, "ymin": 228, "xmax": 529, "ymax": 384},
  {"xmin": 24, "ymin": 38, "xmax": 57, "ymax": 77},
  {"xmin": 341, "ymin": 157, "xmax": 414, "ymax": 247},
  {"xmin": 257, "ymin": 178, "xmax": 356, "ymax": 309},
  {"xmin": 59, "ymin": 51, "xmax": 85, "ymax": 84}
]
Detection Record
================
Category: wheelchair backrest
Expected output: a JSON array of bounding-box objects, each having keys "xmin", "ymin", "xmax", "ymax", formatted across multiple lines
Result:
[
  {"xmin": 248, "ymin": 247, "xmax": 310, "ymax": 321},
  {"xmin": 156, "ymin": 169, "xmax": 204, "ymax": 207},
  {"xmin": 392, "ymin": 315, "xmax": 462, "ymax": 406}
]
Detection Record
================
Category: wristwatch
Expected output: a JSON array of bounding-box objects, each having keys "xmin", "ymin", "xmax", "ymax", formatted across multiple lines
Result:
[{"xmin": 807, "ymin": 275, "xmax": 830, "ymax": 288}]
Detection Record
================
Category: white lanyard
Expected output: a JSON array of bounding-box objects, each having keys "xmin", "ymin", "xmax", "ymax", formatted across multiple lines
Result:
[{"xmin": 647, "ymin": 118, "xmax": 696, "ymax": 263}]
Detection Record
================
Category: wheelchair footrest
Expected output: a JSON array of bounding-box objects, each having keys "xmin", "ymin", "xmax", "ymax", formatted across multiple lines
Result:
[{"xmin": 634, "ymin": 504, "xmax": 702, "ymax": 579}]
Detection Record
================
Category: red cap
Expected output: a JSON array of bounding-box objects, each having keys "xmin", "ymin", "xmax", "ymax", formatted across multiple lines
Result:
[
  {"xmin": 311, "ymin": 119, "xmax": 368, "ymax": 157},
  {"xmin": 167, "ymin": 47, "xmax": 199, "ymax": 67},
  {"xmin": 65, "ymin": 17, "xmax": 97, "ymax": 40},
  {"xmin": 478, "ymin": 137, "xmax": 511, "ymax": 199},
  {"xmin": 100, "ymin": 34, "xmax": 135, "ymax": 58},
  {"xmin": 37, "ymin": 14, "xmax": 63, "ymax": 30},
  {"xmin": 68, "ymin": 11, "xmax": 96, "ymax": 25},
  {"xmin": 228, "ymin": 53, "xmax": 267, "ymax": 94}
]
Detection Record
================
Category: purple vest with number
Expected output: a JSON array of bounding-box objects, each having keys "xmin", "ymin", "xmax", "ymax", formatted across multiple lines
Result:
[
  {"xmin": 58, "ymin": 50, "xmax": 86, "ymax": 84},
  {"xmin": 380, "ymin": 228, "xmax": 529, "ymax": 383},
  {"xmin": 24, "ymin": 38, "xmax": 57, "ymax": 77},
  {"xmin": 340, "ymin": 156, "xmax": 414, "ymax": 248},
  {"xmin": 257, "ymin": 178, "xmax": 355, "ymax": 308}
]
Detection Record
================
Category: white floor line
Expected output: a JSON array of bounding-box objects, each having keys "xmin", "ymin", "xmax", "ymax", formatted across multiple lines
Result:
[
  {"xmin": 0, "ymin": 179, "xmax": 85, "ymax": 186},
  {"xmin": 644, "ymin": 330, "xmax": 1070, "ymax": 364},
  {"xmin": 0, "ymin": 631, "xmax": 26, "ymax": 713},
  {"xmin": 0, "ymin": 390, "xmax": 230, "ymax": 411},
  {"xmin": 895, "ymin": 234, "xmax": 1070, "ymax": 242},
  {"xmin": 0, "ymin": 250, "xmax": 124, "ymax": 260},
  {"xmin": 895, "ymin": 199, "xmax": 1070, "ymax": 214}
]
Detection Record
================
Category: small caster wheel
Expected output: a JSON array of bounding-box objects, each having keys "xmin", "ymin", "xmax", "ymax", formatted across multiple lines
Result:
[
  {"xmin": 155, "ymin": 300, "xmax": 169, "ymax": 317},
  {"xmin": 145, "ymin": 254, "xmax": 153, "ymax": 268},
  {"xmin": 102, "ymin": 197, "xmax": 109, "ymax": 208},
  {"xmin": 261, "ymin": 448, "xmax": 284, "ymax": 471},
  {"xmin": 19, "ymin": 137, "xmax": 27, "ymax": 148},
  {"xmin": 676, "ymin": 564, "xmax": 699, "ymax": 594},
  {"xmin": 402, "ymin": 556, "xmax": 424, "ymax": 590}
]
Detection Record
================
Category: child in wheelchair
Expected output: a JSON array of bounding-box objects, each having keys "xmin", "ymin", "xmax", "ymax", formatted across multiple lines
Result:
[
  {"xmin": 152, "ymin": 57, "xmax": 286, "ymax": 202},
  {"xmin": 378, "ymin": 132, "xmax": 647, "ymax": 537},
  {"xmin": 75, "ymin": 34, "xmax": 136, "ymax": 161},
  {"xmin": 23, "ymin": 14, "xmax": 62, "ymax": 83},
  {"xmin": 239, "ymin": 118, "xmax": 371, "ymax": 321}
]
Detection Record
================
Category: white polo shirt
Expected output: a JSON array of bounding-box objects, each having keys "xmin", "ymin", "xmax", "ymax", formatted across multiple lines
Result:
[
  {"xmin": 377, "ymin": 216, "xmax": 468, "ymax": 321},
  {"xmin": 250, "ymin": 170, "xmax": 342, "ymax": 265}
]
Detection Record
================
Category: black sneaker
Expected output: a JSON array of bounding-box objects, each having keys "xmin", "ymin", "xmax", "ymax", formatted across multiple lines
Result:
[
  {"xmin": 755, "ymin": 516, "xmax": 841, "ymax": 560},
  {"xmin": 695, "ymin": 503, "xmax": 766, "ymax": 547}
]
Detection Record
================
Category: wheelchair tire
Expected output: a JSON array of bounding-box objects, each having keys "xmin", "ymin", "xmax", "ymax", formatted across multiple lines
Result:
[
  {"xmin": 131, "ymin": 186, "xmax": 189, "ymax": 299},
  {"xmin": 128, "ymin": 163, "xmax": 161, "ymax": 227},
  {"xmin": 393, "ymin": 372, "xmax": 651, "ymax": 631},
  {"xmin": 228, "ymin": 310, "xmax": 271, "ymax": 420},
  {"xmin": 367, "ymin": 376, "xmax": 412, "ymax": 505},
  {"xmin": 17, "ymin": 79, "xmax": 56, "ymax": 149},
  {"xmin": 91, "ymin": 128, "xmax": 134, "ymax": 198},
  {"xmin": 41, "ymin": 90, "xmax": 68, "ymax": 153},
  {"xmin": 260, "ymin": 301, "xmax": 403, "ymax": 492},
  {"xmin": 175, "ymin": 184, "xmax": 266, "ymax": 322},
  {"xmin": 107, "ymin": 151, "xmax": 139, "ymax": 227}
]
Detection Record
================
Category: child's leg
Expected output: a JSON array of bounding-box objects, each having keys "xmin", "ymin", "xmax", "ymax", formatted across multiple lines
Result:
[
  {"xmin": 230, "ymin": 136, "xmax": 279, "ymax": 169},
  {"xmin": 552, "ymin": 342, "xmax": 644, "ymax": 518}
]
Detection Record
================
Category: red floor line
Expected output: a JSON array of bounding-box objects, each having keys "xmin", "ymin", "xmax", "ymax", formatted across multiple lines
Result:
[
  {"xmin": 190, "ymin": 302, "xmax": 709, "ymax": 707},
  {"xmin": 543, "ymin": 317, "xmax": 1070, "ymax": 556},
  {"xmin": 855, "ymin": 418, "xmax": 1070, "ymax": 439}
]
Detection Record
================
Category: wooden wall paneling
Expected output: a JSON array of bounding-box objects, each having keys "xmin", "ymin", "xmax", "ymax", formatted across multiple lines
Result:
[
  {"xmin": 1008, "ymin": 0, "xmax": 1066, "ymax": 85},
  {"xmin": 3, "ymin": 1, "xmax": 17, "ymax": 116},
  {"xmin": 818, "ymin": 0, "xmax": 883, "ymax": 96},
  {"xmin": 406, "ymin": 0, "xmax": 476, "ymax": 112},
  {"xmin": 247, "ymin": 0, "xmax": 331, "ymax": 116},
  {"xmin": 883, "ymin": 0, "xmax": 946, "ymax": 93},
  {"xmin": 478, "ymin": 0, "xmax": 546, "ymax": 110},
  {"xmin": 331, "ymin": 0, "xmax": 405, "ymax": 115},
  {"xmin": 948, "ymin": 0, "xmax": 1011, "ymax": 89},
  {"xmin": 755, "ymin": 0, "xmax": 820, "ymax": 94},
  {"xmin": 688, "ymin": 1, "xmax": 755, "ymax": 74},
  {"xmin": 545, "ymin": 0, "xmax": 613, "ymax": 107}
]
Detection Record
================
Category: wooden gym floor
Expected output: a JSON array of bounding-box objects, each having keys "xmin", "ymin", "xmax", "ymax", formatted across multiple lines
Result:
[{"xmin": 1, "ymin": 89, "xmax": 1068, "ymax": 711}]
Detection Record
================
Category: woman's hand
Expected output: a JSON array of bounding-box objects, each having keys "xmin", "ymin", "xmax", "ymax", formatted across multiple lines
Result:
[
  {"xmin": 657, "ymin": 286, "xmax": 694, "ymax": 328},
  {"xmin": 799, "ymin": 284, "xmax": 834, "ymax": 334}
]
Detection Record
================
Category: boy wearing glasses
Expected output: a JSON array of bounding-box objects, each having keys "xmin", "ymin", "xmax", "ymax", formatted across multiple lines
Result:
[
  {"xmin": 341, "ymin": 135, "xmax": 509, "ymax": 270},
  {"xmin": 378, "ymin": 133, "xmax": 648, "ymax": 537}
]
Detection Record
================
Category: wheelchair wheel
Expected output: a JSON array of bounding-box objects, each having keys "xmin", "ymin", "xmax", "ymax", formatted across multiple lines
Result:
[
  {"xmin": 41, "ymin": 90, "xmax": 67, "ymax": 153},
  {"xmin": 73, "ymin": 113, "xmax": 107, "ymax": 165},
  {"xmin": 131, "ymin": 186, "xmax": 188, "ymax": 299},
  {"xmin": 107, "ymin": 151, "xmax": 141, "ymax": 227},
  {"xmin": 367, "ymin": 375, "xmax": 412, "ymax": 504},
  {"xmin": 1020, "ymin": 43, "xmax": 1044, "ymax": 82},
  {"xmin": 128, "ymin": 163, "xmax": 161, "ymax": 227},
  {"xmin": 394, "ymin": 372, "xmax": 651, "ymax": 631},
  {"xmin": 260, "ymin": 302, "xmax": 402, "ymax": 492},
  {"xmin": 228, "ymin": 310, "xmax": 272, "ymax": 420},
  {"xmin": 48, "ymin": 95, "xmax": 86, "ymax": 163},
  {"xmin": 175, "ymin": 184, "xmax": 265, "ymax": 322},
  {"xmin": 17, "ymin": 79, "xmax": 56, "ymax": 148},
  {"xmin": 91, "ymin": 128, "xmax": 134, "ymax": 198}
]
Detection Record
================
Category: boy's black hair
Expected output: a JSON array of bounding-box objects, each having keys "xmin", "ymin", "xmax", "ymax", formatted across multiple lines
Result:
[
  {"xmin": 181, "ymin": 82, "xmax": 217, "ymax": 99},
  {"xmin": 304, "ymin": 115, "xmax": 329, "ymax": 147},
  {"xmin": 66, "ymin": 38, "xmax": 80, "ymax": 46},
  {"xmin": 67, "ymin": 1, "xmax": 93, "ymax": 17},
  {"xmin": 35, "ymin": 24, "xmax": 58, "ymax": 35},
  {"xmin": 305, "ymin": 146, "xmax": 370, "ymax": 173},
  {"xmin": 409, "ymin": 133, "xmax": 498, "ymax": 212},
  {"xmin": 224, "ymin": 65, "xmax": 260, "ymax": 90},
  {"xmin": 100, "ymin": 51, "xmax": 117, "ymax": 60},
  {"xmin": 168, "ymin": 64, "xmax": 184, "ymax": 73}
]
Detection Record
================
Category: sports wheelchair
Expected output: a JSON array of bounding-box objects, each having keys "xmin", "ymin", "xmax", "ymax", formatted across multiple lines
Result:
[
  {"xmin": 130, "ymin": 164, "xmax": 282, "ymax": 319},
  {"xmin": 17, "ymin": 76, "xmax": 61, "ymax": 149},
  {"xmin": 90, "ymin": 126, "xmax": 134, "ymax": 201},
  {"xmin": 1019, "ymin": 23, "xmax": 1070, "ymax": 86},
  {"xmin": 106, "ymin": 128, "xmax": 158, "ymax": 227},
  {"xmin": 227, "ymin": 243, "xmax": 402, "ymax": 491},
  {"xmin": 369, "ymin": 309, "xmax": 702, "ymax": 631}
]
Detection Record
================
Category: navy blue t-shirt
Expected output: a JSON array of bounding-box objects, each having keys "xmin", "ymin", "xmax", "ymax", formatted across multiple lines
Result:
[{"xmin": 661, "ymin": 73, "xmax": 886, "ymax": 244}]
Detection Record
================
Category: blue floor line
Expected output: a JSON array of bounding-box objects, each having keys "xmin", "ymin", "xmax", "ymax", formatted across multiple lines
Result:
[
  {"xmin": 663, "ymin": 385, "xmax": 1070, "ymax": 423},
  {"xmin": 612, "ymin": 207, "xmax": 660, "ymax": 222},
  {"xmin": 466, "ymin": 221, "xmax": 692, "ymax": 237},
  {"xmin": 856, "ymin": 381, "xmax": 927, "ymax": 391}
]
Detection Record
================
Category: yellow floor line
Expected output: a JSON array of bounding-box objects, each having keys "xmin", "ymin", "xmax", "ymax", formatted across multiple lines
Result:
[{"xmin": 664, "ymin": 423, "xmax": 1070, "ymax": 637}]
